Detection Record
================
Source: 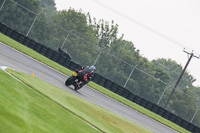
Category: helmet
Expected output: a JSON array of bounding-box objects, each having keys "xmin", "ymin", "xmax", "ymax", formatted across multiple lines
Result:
[{"xmin": 90, "ymin": 66, "xmax": 96, "ymax": 72}]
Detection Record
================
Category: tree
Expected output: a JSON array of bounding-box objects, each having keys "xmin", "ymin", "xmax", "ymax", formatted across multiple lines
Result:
[
  {"xmin": 40, "ymin": 0, "xmax": 57, "ymax": 17},
  {"xmin": 91, "ymin": 19, "xmax": 120, "ymax": 48},
  {"xmin": 152, "ymin": 58, "xmax": 196, "ymax": 90},
  {"xmin": 0, "ymin": 0, "xmax": 41, "ymax": 35},
  {"xmin": 152, "ymin": 58, "xmax": 200, "ymax": 123}
]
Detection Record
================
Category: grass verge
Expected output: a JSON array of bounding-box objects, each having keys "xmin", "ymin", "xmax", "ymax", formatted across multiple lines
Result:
[
  {"xmin": 0, "ymin": 33, "xmax": 190, "ymax": 133},
  {"xmin": 0, "ymin": 69, "xmax": 99, "ymax": 133},
  {"xmin": 2, "ymin": 68, "xmax": 152, "ymax": 133}
]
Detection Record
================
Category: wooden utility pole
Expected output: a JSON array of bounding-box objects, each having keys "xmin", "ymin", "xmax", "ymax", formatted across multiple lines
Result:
[{"xmin": 164, "ymin": 49, "xmax": 199, "ymax": 108}]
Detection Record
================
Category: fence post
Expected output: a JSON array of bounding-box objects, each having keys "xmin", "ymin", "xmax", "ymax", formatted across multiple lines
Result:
[
  {"xmin": 26, "ymin": 12, "xmax": 41, "ymax": 36},
  {"xmin": 124, "ymin": 65, "xmax": 137, "ymax": 88},
  {"xmin": 191, "ymin": 106, "xmax": 200, "ymax": 123},
  {"xmin": 0, "ymin": 0, "xmax": 6, "ymax": 11},
  {"xmin": 93, "ymin": 47, "xmax": 106, "ymax": 66},
  {"xmin": 157, "ymin": 86, "xmax": 167, "ymax": 105},
  {"xmin": 61, "ymin": 29, "xmax": 74, "ymax": 49}
]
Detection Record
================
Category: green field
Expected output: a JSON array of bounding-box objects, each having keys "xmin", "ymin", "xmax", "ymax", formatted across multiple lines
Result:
[
  {"xmin": 0, "ymin": 68, "xmax": 153, "ymax": 133},
  {"xmin": 0, "ymin": 69, "xmax": 99, "ymax": 133},
  {"xmin": 0, "ymin": 33, "xmax": 190, "ymax": 133}
]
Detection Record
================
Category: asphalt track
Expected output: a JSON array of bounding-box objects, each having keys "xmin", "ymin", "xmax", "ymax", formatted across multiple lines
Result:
[{"xmin": 0, "ymin": 42, "xmax": 179, "ymax": 133}]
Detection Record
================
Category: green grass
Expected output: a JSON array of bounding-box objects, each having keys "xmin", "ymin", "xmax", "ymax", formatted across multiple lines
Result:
[
  {"xmin": 0, "ymin": 33, "xmax": 190, "ymax": 133},
  {"xmin": 1, "ymin": 68, "xmax": 153, "ymax": 133},
  {"xmin": 0, "ymin": 69, "xmax": 100, "ymax": 133}
]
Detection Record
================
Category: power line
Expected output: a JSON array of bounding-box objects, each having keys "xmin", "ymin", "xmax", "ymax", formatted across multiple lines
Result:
[{"xmin": 91, "ymin": 0, "xmax": 200, "ymax": 56}]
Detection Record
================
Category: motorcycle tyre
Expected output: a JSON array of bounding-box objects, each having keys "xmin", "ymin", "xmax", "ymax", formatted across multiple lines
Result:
[
  {"xmin": 75, "ymin": 85, "xmax": 82, "ymax": 91},
  {"xmin": 65, "ymin": 76, "xmax": 77, "ymax": 86}
]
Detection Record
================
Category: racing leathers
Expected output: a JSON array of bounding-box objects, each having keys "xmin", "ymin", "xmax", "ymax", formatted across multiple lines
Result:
[{"xmin": 76, "ymin": 66, "xmax": 94, "ymax": 89}]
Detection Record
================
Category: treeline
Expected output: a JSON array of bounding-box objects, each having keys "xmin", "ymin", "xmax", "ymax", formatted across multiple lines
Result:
[{"xmin": 0, "ymin": 0, "xmax": 200, "ymax": 126}]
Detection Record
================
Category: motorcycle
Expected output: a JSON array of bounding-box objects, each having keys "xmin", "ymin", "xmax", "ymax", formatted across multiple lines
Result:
[
  {"xmin": 65, "ymin": 69, "xmax": 82, "ymax": 90},
  {"xmin": 65, "ymin": 66, "xmax": 95, "ymax": 91}
]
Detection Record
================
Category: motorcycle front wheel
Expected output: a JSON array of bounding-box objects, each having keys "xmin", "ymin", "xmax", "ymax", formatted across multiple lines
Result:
[{"xmin": 65, "ymin": 76, "xmax": 77, "ymax": 86}]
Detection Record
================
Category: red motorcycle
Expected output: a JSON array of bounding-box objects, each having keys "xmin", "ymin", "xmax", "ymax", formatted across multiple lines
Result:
[{"xmin": 65, "ymin": 66, "xmax": 95, "ymax": 90}]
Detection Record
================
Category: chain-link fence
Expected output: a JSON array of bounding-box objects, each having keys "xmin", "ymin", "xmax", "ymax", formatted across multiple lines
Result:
[{"xmin": 1, "ymin": 0, "xmax": 200, "ymax": 127}]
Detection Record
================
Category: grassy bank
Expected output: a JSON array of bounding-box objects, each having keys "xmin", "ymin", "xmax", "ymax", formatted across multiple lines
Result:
[
  {"xmin": 1, "ymin": 68, "xmax": 153, "ymax": 133},
  {"xmin": 0, "ymin": 69, "xmax": 99, "ymax": 133}
]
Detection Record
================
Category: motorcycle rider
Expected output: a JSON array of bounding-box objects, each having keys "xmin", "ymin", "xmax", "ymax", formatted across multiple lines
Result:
[{"xmin": 76, "ymin": 65, "xmax": 96, "ymax": 90}]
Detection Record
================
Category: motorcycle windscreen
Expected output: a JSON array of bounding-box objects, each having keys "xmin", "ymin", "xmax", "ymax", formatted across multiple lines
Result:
[{"xmin": 82, "ymin": 67, "xmax": 93, "ymax": 73}]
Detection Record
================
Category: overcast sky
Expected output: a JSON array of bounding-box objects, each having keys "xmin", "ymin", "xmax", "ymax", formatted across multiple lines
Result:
[{"xmin": 54, "ymin": 0, "xmax": 200, "ymax": 86}]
